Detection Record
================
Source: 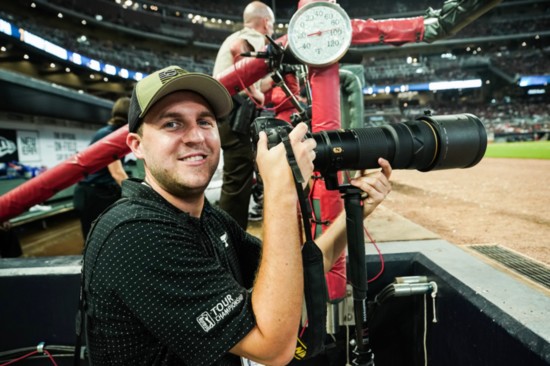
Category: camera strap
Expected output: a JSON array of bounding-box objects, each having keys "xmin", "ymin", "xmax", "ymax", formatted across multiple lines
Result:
[
  {"xmin": 278, "ymin": 128, "xmax": 328, "ymax": 362},
  {"xmin": 277, "ymin": 127, "xmax": 305, "ymax": 185}
]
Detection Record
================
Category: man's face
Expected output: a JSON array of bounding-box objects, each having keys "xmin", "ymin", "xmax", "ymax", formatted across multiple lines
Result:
[{"xmin": 129, "ymin": 91, "xmax": 221, "ymax": 199}]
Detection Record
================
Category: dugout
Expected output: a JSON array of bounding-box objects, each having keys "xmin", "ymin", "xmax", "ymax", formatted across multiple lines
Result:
[{"xmin": 1, "ymin": 239, "xmax": 549, "ymax": 365}]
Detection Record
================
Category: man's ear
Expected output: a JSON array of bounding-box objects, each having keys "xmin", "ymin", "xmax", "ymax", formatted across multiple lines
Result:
[{"xmin": 126, "ymin": 132, "xmax": 144, "ymax": 159}]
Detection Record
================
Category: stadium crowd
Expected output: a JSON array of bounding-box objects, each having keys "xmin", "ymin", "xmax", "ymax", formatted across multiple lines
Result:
[
  {"xmin": 3, "ymin": 0, "xmax": 548, "ymax": 80},
  {"xmin": 365, "ymin": 99, "xmax": 550, "ymax": 140},
  {"xmin": 1, "ymin": 0, "xmax": 547, "ymax": 138}
]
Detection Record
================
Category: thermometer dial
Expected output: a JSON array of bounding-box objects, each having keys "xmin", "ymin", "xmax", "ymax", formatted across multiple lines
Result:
[{"xmin": 287, "ymin": 2, "xmax": 352, "ymax": 67}]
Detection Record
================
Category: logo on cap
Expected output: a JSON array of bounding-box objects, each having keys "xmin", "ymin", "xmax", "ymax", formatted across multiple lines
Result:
[{"xmin": 158, "ymin": 68, "xmax": 186, "ymax": 84}]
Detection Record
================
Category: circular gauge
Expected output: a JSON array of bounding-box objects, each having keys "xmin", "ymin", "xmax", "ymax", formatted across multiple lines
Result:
[{"xmin": 287, "ymin": 2, "xmax": 353, "ymax": 67}]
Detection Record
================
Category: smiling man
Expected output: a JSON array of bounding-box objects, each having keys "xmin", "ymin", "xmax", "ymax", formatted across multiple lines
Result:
[{"xmin": 81, "ymin": 65, "xmax": 392, "ymax": 366}]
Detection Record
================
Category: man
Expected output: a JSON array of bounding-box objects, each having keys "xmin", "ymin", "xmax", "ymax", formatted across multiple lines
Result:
[
  {"xmin": 212, "ymin": 1, "xmax": 275, "ymax": 229},
  {"xmin": 73, "ymin": 96, "xmax": 130, "ymax": 238},
  {"xmin": 82, "ymin": 65, "xmax": 392, "ymax": 365}
]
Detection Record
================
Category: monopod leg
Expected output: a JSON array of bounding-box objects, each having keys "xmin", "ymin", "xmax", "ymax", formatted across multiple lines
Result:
[{"xmin": 342, "ymin": 187, "xmax": 375, "ymax": 366}]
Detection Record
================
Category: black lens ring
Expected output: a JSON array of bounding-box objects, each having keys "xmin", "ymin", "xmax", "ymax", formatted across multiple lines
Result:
[{"xmin": 417, "ymin": 118, "xmax": 440, "ymax": 169}]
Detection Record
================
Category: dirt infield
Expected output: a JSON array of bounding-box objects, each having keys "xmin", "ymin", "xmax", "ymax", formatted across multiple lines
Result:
[{"xmin": 378, "ymin": 157, "xmax": 550, "ymax": 266}]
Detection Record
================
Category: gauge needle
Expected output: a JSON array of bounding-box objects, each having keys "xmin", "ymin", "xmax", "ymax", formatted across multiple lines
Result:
[{"xmin": 307, "ymin": 28, "xmax": 338, "ymax": 37}]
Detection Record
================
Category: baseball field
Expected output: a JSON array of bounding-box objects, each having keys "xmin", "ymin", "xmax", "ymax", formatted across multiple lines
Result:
[{"xmin": 379, "ymin": 140, "xmax": 550, "ymax": 267}]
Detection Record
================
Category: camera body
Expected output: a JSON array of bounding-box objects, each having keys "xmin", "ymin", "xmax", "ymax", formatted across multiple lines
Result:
[
  {"xmin": 251, "ymin": 116, "xmax": 295, "ymax": 149},
  {"xmin": 251, "ymin": 114, "xmax": 487, "ymax": 190}
]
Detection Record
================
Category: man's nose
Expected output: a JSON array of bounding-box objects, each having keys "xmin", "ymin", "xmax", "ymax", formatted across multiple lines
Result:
[{"xmin": 184, "ymin": 125, "xmax": 206, "ymax": 143}]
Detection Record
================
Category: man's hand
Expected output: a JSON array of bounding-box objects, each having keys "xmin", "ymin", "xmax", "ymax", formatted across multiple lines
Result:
[
  {"xmin": 288, "ymin": 122, "xmax": 316, "ymax": 188},
  {"xmin": 314, "ymin": 158, "xmax": 392, "ymax": 273},
  {"xmin": 247, "ymin": 86, "xmax": 265, "ymax": 106},
  {"xmin": 256, "ymin": 122, "xmax": 316, "ymax": 190},
  {"xmin": 349, "ymin": 157, "xmax": 392, "ymax": 216}
]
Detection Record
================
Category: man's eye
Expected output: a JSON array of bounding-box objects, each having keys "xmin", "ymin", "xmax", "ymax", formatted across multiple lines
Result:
[
  {"xmin": 164, "ymin": 121, "xmax": 181, "ymax": 129},
  {"xmin": 198, "ymin": 119, "xmax": 215, "ymax": 127}
]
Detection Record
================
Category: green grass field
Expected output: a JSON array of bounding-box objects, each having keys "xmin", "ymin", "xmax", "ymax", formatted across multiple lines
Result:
[{"xmin": 485, "ymin": 140, "xmax": 550, "ymax": 159}]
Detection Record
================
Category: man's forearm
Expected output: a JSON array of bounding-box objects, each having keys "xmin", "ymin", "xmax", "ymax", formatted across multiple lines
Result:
[
  {"xmin": 231, "ymin": 123, "xmax": 316, "ymax": 364},
  {"xmin": 251, "ymin": 177, "xmax": 303, "ymax": 353},
  {"xmin": 316, "ymin": 211, "xmax": 348, "ymax": 273}
]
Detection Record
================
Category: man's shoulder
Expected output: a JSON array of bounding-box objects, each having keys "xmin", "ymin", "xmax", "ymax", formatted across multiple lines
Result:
[
  {"xmin": 89, "ymin": 180, "xmax": 181, "ymax": 226},
  {"xmin": 87, "ymin": 192, "xmax": 187, "ymax": 251},
  {"xmin": 95, "ymin": 124, "xmax": 116, "ymax": 137},
  {"xmin": 224, "ymin": 28, "xmax": 264, "ymax": 48},
  {"xmin": 236, "ymin": 28, "xmax": 265, "ymax": 51}
]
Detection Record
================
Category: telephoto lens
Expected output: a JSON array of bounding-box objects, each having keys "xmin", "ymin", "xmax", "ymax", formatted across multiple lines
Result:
[
  {"xmin": 251, "ymin": 113, "xmax": 487, "ymax": 177},
  {"xmin": 312, "ymin": 113, "xmax": 487, "ymax": 175}
]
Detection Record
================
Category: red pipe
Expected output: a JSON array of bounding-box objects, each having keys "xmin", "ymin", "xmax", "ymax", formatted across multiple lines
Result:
[
  {"xmin": 351, "ymin": 17, "xmax": 425, "ymax": 45},
  {"xmin": 215, "ymin": 56, "xmax": 272, "ymax": 97},
  {"xmin": 215, "ymin": 35, "xmax": 288, "ymax": 96},
  {"xmin": 0, "ymin": 126, "xmax": 130, "ymax": 222},
  {"xmin": 293, "ymin": 0, "xmax": 346, "ymax": 301}
]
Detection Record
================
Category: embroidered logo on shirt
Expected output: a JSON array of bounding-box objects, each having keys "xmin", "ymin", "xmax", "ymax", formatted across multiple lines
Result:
[
  {"xmin": 197, "ymin": 312, "xmax": 216, "ymax": 332},
  {"xmin": 196, "ymin": 293, "xmax": 244, "ymax": 332},
  {"xmin": 220, "ymin": 233, "xmax": 229, "ymax": 248}
]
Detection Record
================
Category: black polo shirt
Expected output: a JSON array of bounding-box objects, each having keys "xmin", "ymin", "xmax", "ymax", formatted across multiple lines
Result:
[{"xmin": 83, "ymin": 179, "xmax": 261, "ymax": 365}]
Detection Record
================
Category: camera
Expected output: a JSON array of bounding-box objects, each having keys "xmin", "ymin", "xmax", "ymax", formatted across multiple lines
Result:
[{"xmin": 251, "ymin": 113, "xmax": 487, "ymax": 190}]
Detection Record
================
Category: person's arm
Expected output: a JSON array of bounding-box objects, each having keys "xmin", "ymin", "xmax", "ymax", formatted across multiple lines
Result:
[
  {"xmin": 107, "ymin": 160, "xmax": 129, "ymax": 186},
  {"xmin": 230, "ymin": 38, "xmax": 265, "ymax": 105},
  {"xmin": 229, "ymin": 123, "xmax": 316, "ymax": 365},
  {"xmin": 316, "ymin": 158, "xmax": 392, "ymax": 272},
  {"xmin": 260, "ymin": 75, "xmax": 274, "ymax": 93}
]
